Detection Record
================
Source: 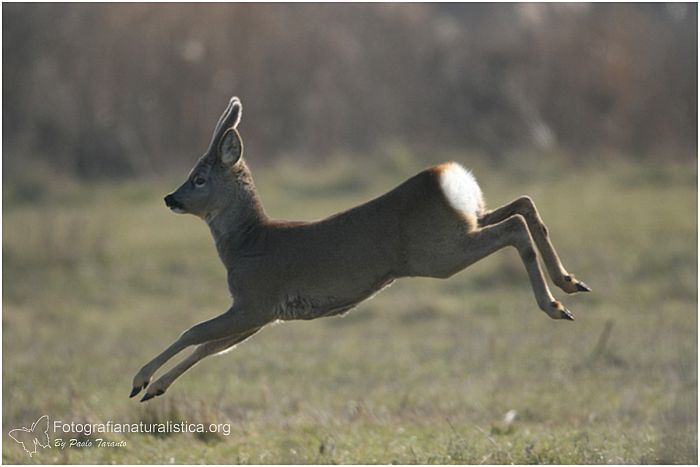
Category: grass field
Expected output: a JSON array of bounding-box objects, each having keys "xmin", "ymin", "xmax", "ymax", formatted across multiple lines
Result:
[{"xmin": 3, "ymin": 152, "xmax": 697, "ymax": 464}]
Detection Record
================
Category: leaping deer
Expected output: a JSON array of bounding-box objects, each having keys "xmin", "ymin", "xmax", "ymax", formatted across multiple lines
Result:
[{"xmin": 130, "ymin": 97, "xmax": 590, "ymax": 402}]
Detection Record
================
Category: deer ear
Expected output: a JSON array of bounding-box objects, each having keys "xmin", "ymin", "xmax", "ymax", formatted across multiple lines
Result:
[
  {"xmin": 219, "ymin": 128, "xmax": 243, "ymax": 166},
  {"xmin": 229, "ymin": 99, "xmax": 242, "ymax": 129}
]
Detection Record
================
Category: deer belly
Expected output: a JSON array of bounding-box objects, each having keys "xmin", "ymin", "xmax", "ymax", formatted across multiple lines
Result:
[{"xmin": 275, "ymin": 278, "xmax": 395, "ymax": 321}]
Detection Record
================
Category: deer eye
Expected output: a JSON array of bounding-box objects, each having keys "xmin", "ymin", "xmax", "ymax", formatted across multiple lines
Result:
[{"xmin": 193, "ymin": 176, "xmax": 207, "ymax": 187}]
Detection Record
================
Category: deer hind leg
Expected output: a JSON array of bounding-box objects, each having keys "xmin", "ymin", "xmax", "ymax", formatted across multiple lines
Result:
[
  {"xmin": 130, "ymin": 306, "xmax": 269, "ymax": 400},
  {"xmin": 478, "ymin": 196, "xmax": 590, "ymax": 294},
  {"xmin": 456, "ymin": 214, "xmax": 574, "ymax": 320},
  {"xmin": 139, "ymin": 328, "xmax": 261, "ymax": 401}
]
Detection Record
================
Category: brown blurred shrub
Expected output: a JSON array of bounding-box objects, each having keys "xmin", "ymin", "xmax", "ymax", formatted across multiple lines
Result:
[{"xmin": 2, "ymin": 3, "xmax": 696, "ymax": 179}]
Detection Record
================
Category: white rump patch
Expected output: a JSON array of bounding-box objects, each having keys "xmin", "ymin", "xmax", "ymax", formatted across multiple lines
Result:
[{"xmin": 438, "ymin": 163, "xmax": 484, "ymax": 217}]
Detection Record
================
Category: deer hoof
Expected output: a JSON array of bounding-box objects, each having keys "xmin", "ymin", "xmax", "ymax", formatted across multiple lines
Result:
[
  {"xmin": 140, "ymin": 388, "xmax": 165, "ymax": 402},
  {"xmin": 548, "ymin": 301, "xmax": 574, "ymax": 320},
  {"xmin": 562, "ymin": 275, "xmax": 591, "ymax": 294},
  {"xmin": 129, "ymin": 382, "xmax": 148, "ymax": 398},
  {"xmin": 560, "ymin": 308, "xmax": 575, "ymax": 321}
]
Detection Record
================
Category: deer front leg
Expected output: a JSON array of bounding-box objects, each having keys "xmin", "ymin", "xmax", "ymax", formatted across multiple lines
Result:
[
  {"xmin": 130, "ymin": 306, "xmax": 269, "ymax": 399},
  {"xmin": 140, "ymin": 328, "xmax": 261, "ymax": 401},
  {"xmin": 479, "ymin": 196, "xmax": 590, "ymax": 294},
  {"xmin": 461, "ymin": 214, "xmax": 574, "ymax": 320}
]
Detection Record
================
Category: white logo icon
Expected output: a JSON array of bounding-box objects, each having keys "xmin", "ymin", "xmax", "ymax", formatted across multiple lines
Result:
[{"xmin": 9, "ymin": 415, "xmax": 51, "ymax": 457}]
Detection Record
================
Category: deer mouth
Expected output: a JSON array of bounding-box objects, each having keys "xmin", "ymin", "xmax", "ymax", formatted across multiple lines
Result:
[{"xmin": 164, "ymin": 194, "xmax": 186, "ymax": 213}]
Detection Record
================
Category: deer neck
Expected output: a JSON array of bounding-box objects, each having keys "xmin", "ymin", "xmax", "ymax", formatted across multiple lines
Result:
[{"xmin": 206, "ymin": 165, "xmax": 268, "ymax": 263}]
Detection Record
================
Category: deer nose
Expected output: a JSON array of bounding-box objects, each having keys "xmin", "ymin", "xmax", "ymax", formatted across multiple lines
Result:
[
  {"xmin": 164, "ymin": 194, "xmax": 186, "ymax": 213},
  {"xmin": 164, "ymin": 194, "xmax": 177, "ymax": 208}
]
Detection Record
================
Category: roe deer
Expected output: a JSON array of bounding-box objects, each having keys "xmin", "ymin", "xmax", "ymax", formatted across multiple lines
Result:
[{"xmin": 130, "ymin": 96, "xmax": 590, "ymax": 401}]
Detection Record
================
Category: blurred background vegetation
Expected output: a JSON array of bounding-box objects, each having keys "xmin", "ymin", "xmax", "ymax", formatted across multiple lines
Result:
[
  {"xmin": 3, "ymin": 3, "xmax": 697, "ymax": 179},
  {"xmin": 3, "ymin": 3, "xmax": 697, "ymax": 464}
]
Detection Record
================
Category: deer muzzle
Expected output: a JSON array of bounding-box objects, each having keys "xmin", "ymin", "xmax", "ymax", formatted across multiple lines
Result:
[{"xmin": 164, "ymin": 194, "xmax": 186, "ymax": 213}]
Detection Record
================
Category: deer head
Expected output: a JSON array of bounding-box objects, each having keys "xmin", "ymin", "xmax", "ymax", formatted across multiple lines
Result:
[{"xmin": 164, "ymin": 97, "xmax": 246, "ymax": 220}]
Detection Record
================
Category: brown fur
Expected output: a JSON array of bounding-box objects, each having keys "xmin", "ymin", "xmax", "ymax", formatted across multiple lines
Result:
[{"xmin": 130, "ymin": 97, "xmax": 590, "ymax": 402}]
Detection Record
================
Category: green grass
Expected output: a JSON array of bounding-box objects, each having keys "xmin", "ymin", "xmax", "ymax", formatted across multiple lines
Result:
[{"xmin": 3, "ymin": 152, "xmax": 697, "ymax": 463}]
